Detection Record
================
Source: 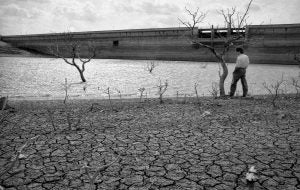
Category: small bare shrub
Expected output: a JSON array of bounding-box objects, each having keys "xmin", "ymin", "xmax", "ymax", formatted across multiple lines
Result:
[
  {"xmin": 157, "ymin": 80, "xmax": 168, "ymax": 104},
  {"xmin": 146, "ymin": 61, "xmax": 158, "ymax": 74},
  {"xmin": 183, "ymin": 94, "xmax": 187, "ymax": 104},
  {"xmin": 200, "ymin": 63, "xmax": 208, "ymax": 69},
  {"xmin": 0, "ymin": 96, "xmax": 10, "ymax": 124},
  {"xmin": 103, "ymin": 87, "xmax": 113, "ymax": 111},
  {"xmin": 138, "ymin": 87, "xmax": 145, "ymax": 103},
  {"xmin": 62, "ymin": 79, "xmax": 82, "ymax": 130},
  {"xmin": 194, "ymin": 83, "xmax": 201, "ymax": 106},
  {"xmin": 115, "ymin": 88, "xmax": 122, "ymax": 102},
  {"xmin": 209, "ymin": 82, "xmax": 219, "ymax": 98},
  {"xmin": 290, "ymin": 77, "xmax": 300, "ymax": 98},
  {"xmin": 83, "ymin": 84, "xmax": 87, "ymax": 93},
  {"xmin": 63, "ymin": 78, "xmax": 69, "ymax": 104},
  {"xmin": 145, "ymin": 91, "xmax": 148, "ymax": 101},
  {"xmin": 262, "ymin": 77, "xmax": 285, "ymax": 108}
]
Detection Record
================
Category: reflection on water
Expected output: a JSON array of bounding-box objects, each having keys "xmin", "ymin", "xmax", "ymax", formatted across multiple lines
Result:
[{"xmin": 0, "ymin": 57, "xmax": 299, "ymax": 100}]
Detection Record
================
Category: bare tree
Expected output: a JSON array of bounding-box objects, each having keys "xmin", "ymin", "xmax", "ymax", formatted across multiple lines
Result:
[
  {"xmin": 290, "ymin": 77, "xmax": 300, "ymax": 98},
  {"xmin": 49, "ymin": 32, "xmax": 96, "ymax": 82},
  {"xmin": 180, "ymin": 0, "xmax": 253, "ymax": 96}
]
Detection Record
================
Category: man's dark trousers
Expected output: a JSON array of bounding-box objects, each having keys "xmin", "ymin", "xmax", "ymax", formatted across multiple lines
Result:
[{"xmin": 230, "ymin": 68, "xmax": 248, "ymax": 97}]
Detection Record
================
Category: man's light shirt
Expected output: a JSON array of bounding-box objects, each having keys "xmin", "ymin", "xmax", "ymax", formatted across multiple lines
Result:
[{"xmin": 236, "ymin": 54, "xmax": 249, "ymax": 68}]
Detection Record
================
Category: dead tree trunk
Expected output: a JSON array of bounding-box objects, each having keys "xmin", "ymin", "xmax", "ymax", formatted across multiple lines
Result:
[
  {"xmin": 72, "ymin": 58, "xmax": 88, "ymax": 82},
  {"xmin": 79, "ymin": 71, "xmax": 86, "ymax": 82},
  {"xmin": 219, "ymin": 57, "xmax": 228, "ymax": 96}
]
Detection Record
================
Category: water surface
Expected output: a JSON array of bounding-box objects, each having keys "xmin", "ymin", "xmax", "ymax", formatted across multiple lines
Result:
[{"xmin": 0, "ymin": 57, "xmax": 299, "ymax": 100}]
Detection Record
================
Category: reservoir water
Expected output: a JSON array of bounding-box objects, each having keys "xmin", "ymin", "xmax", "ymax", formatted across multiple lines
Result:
[{"xmin": 0, "ymin": 57, "xmax": 299, "ymax": 100}]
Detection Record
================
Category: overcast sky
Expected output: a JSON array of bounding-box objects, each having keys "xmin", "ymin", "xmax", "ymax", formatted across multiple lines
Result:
[{"xmin": 0, "ymin": 0, "xmax": 299, "ymax": 35}]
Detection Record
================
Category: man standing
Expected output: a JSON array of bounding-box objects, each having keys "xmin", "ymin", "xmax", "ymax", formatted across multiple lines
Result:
[{"xmin": 230, "ymin": 47, "xmax": 249, "ymax": 97}]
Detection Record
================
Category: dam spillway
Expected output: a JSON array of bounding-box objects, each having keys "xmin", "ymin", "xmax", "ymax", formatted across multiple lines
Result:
[{"xmin": 1, "ymin": 23, "xmax": 300, "ymax": 65}]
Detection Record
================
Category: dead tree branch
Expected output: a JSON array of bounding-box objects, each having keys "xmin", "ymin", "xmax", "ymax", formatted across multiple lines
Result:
[{"xmin": 178, "ymin": 7, "xmax": 207, "ymax": 35}]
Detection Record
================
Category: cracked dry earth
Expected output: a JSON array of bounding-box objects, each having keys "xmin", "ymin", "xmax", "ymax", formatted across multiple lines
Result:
[{"xmin": 0, "ymin": 97, "xmax": 299, "ymax": 190}]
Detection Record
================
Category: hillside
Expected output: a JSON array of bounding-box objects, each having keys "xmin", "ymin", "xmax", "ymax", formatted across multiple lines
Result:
[{"xmin": 0, "ymin": 41, "xmax": 36, "ymax": 57}]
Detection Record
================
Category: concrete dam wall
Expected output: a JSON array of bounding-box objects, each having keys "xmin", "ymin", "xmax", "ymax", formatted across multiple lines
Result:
[{"xmin": 1, "ymin": 24, "xmax": 300, "ymax": 65}]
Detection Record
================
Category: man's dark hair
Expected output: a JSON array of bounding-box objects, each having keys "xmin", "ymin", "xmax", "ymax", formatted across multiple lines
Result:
[{"xmin": 236, "ymin": 47, "xmax": 244, "ymax": 54}]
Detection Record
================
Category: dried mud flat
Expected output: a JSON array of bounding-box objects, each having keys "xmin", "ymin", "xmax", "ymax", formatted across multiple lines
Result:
[{"xmin": 0, "ymin": 96, "xmax": 299, "ymax": 190}]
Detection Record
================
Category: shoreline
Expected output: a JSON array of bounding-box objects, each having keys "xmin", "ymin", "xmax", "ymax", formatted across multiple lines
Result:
[
  {"xmin": 1, "ymin": 55, "xmax": 299, "ymax": 65},
  {"xmin": 5, "ymin": 93, "xmax": 297, "ymax": 111}
]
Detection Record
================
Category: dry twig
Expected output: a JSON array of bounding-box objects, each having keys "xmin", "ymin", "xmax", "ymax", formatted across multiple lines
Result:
[{"xmin": 0, "ymin": 136, "xmax": 40, "ymax": 178}]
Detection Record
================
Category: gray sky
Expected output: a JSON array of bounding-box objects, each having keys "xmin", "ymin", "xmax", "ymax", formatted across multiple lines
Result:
[{"xmin": 0, "ymin": 0, "xmax": 299, "ymax": 35}]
